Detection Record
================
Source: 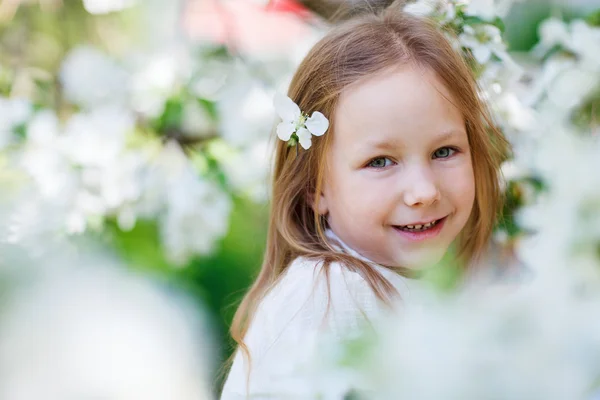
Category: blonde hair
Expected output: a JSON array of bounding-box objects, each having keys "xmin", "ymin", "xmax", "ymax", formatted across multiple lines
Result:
[{"xmin": 225, "ymin": 3, "xmax": 510, "ymax": 384}]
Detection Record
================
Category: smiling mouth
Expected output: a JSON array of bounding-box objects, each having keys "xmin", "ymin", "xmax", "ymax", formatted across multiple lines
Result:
[{"xmin": 394, "ymin": 217, "xmax": 445, "ymax": 233}]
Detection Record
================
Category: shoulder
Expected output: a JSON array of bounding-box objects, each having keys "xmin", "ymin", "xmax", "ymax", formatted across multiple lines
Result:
[
  {"xmin": 277, "ymin": 257, "xmax": 377, "ymax": 300},
  {"xmin": 268, "ymin": 257, "xmax": 388, "ymax": 333},
  {"xmin": 221, "ymin": 257, "xmax": 391, "ymax": 397}
]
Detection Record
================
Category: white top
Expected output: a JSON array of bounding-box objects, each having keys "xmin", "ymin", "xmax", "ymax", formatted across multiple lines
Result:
[{"xmin": 220, "ymin": 231, "xmax": 420, "ymax": 399}]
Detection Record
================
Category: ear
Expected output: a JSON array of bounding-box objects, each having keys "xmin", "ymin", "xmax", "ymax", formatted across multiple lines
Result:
[{"xmin": 310, "ymin": 189, "xmax": 329, "ymax": 216}]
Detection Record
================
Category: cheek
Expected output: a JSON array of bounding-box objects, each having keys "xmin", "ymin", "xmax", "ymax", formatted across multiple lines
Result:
[
  {"xmin": 328, "ymin": 174, "xmax": 389, "ymax": 219},
  {"xmin": 439, "ymin": 161, "xmax": 475, "ymax": 206}
]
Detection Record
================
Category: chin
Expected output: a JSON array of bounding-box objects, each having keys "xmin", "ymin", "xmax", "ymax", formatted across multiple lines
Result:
[{"xmin": 395, "ymin": 249, "xmax": 447, "ymax": 270}]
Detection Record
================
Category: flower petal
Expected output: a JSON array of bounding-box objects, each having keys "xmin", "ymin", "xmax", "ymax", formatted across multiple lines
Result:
[
  {"xmin": 276, "ymin": 121, "xmax": 295, "ymax": 141},
  {"xmin": 305, "ymin": 112, "xmax": 329, "ymax": 137},
  {"xmin": 473, "ymin": 45, "xmax": 492, "ymax": 64},
  {"xmin": 296, "ymin": 127, "xmax": 312, "ymax": 149},
  {"xmin": 273, "ymin": 92, "xmax": 301, "ymax": 122}
]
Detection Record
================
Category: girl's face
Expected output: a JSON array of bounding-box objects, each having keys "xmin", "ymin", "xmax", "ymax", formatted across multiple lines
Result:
[{"xmin": 318, "ymin": 65, "xmax": 475, "ymax": 269}]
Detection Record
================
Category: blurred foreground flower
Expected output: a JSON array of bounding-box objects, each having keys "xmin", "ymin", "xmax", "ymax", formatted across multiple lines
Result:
[{"xmin": 0, "ymin": 264, "xmax": 214, "ymax": 400}]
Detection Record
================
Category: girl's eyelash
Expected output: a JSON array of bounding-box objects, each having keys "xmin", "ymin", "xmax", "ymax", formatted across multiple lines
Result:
[
  {"xmin": 365, "ymin": 147, "xmax": 460, "ymax": 168},
  {"xmin": 432, "ymin": 146, "xmax": 459, "ymax": 159},
  {"xmin": 366, "ymin": 156, "xmax": 395, "ymax": 169}
]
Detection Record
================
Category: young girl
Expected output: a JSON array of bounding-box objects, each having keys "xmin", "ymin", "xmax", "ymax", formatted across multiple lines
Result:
[{"xmin": 221, "ymin": 3, "xmax": 509, "ymax": 399}]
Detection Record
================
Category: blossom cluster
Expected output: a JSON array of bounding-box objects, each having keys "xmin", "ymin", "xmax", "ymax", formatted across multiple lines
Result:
[{"xmin": 0, "ymin": 0, "xmax": 320, "ymax": 264}]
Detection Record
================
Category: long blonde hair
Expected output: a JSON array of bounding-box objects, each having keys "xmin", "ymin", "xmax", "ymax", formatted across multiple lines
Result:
[{"xmin": 227, "ymin": 3, "xmax": 510, "ymax": 378}]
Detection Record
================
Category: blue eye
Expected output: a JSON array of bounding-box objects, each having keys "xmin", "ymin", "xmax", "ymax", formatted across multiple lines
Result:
[
  {"xmin": 433, "ymin": 147, "xmax": 456, "ymax": 159},
  {"xmin": 368, "ymin": 157, "xmax": 394, "ymax": 169}
]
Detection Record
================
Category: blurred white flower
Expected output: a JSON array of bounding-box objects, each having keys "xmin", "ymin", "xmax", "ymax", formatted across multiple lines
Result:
[
  {"xmin": 568, "ymin": 20, "xmax": 600, "ymax": 67},
  {"xmin": 459, "ymin": 24, "xmax": 507, "ymax": 65},
  {"xmin": 4, "ymin": 193, "xmax": 69, "ymax": 252},
  {"xmin": 82, "ymin": 0, "xmax": 137, "ymax": 14},
  {"xmin": 0, "ymin": 97, "xmax": 32, "ymax": 150},
  {"xmin": 536, "ymin": 19, "xmax": 600, "ymax": 68},
  {"xmin": 129, "ymin": 50, "xmax": 192, "ymax": 118},
  {"xmin": 515, "ymin": 126, "xmax": 600, "ymax": 275},
  {"xmin": 20, "ymin": 111, "xmax": 77, "ymax": 200},
  {"xmin": 464, "ymin": 0, "xmax": 523, "ymax": 20},
  {"xmin": 464, "ymin": 0, "xmax": 497, "ymax": 20},
  {"xmin": 96, "ymin": 152, "xmax": 146, "ymax": 210},
  {"xmin": 26, "ymin": 109, "xmax": 60, "ymax": 146},
  {"xmin": 546, "ymin": 66, "xmax": 599, "ymax": 110},
  {"xmin": 522, "ymin": 56, "xmax": 573, "ymax": 108},
  {"xmin": 61, "ymin": 107, "xmax": 134, "ymax": 167},
  {"xmin": 220, "ymin": 140, "xmax": 271, "ymax": 202},
  {"xmin": 536, "ymin": 17, "xmax": 570, "ymax": 53},
  {"xmin": 19, "ymin": 108, "xmax": 150, "ymax": 236},
  {"xmin": 478, "ymin": 59, "xmax": 531, "ymax": 133},
  {"xmin": 181, "ymin": 100, "xmax": 215, "ymax": 137},
  {"xmin": 403, "ymin": 0, "xmax": 456, "ymax": 20},
  {"xmin": 307, "ymin": 258, "xmax": 600, "ymax": 399},
  {"xmin": 404, "ymin": 0, "xmax": 437, "ymax": 16},
  {"xmin": 155, "ymin": 142, "xmax": 232, "ymax": 265},
  {"xmin": 217, "ymin": 65, "xmax": 275, "ymax": 148},
  {"xmin": 138, "ymin": 0, "xmax": 187, "ymax": 50},
  {"xmin": 60, "ymin": 47, "xmax": 130, "ymax": 109},
  {"xmin": 274, "ymin": 92, "xmax": 329, "ymax": 150},
  {"xmin": 0, "ymin": 265, "xmax": 213, "ymax": 400},
  {"xmin": 487, "ymin": 90, "xmax": 536, "ymax": 133},
  {"xmin": 189, "ymin": 58, "xmax": 231, "ymax": 101}
]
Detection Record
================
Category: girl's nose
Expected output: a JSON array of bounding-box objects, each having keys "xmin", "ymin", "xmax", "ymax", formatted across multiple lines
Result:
[{"xmin": 402, "ymin": 164, "xmax": 440, "ymax": 207}]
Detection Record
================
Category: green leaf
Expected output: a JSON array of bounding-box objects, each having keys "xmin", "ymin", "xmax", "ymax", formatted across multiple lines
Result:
[
  {"xmin": 463, "ymin": 16, "xmax": 487, "ymax": 26},
  {"xmin": 13, "ymin": 123, "xmax": 27, "ymax": 140},
  {"xmin": 198, "ymin": 98, "xmax": 219, "ymax": 121},
  {"xmin": 585, "ymin": 9, "xmax": 600, "ymax": 27},
  {"xmin": 156, "ymin": 96, "xmax": 184, "ymax": 134},
  {"xmin": 493, "ymin": 16, "xmax": 506, "ymax": 33}
]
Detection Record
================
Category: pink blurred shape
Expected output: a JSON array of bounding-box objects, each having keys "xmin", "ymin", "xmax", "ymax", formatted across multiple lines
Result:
[{"xmin": 183, "ymin": 0, "xmax": 313, "ymax": 55}]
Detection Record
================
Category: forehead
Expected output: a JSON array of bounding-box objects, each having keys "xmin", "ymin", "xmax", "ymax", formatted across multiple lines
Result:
[{"xmin": 332, "ymin": 64, "xmax": 465, "ymax": 149}]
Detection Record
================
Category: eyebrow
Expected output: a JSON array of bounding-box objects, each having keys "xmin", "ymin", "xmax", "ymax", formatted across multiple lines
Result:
[
  {"xmin": 363, "ymin": 129, "xmax": 467, "ymax": 151},
  {"xmin": 432, "ymin": 129, "xmax": 467, "ymax": 144}
]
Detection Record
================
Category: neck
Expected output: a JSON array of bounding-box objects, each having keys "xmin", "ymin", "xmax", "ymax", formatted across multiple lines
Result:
[{"xmin": 324, "ymin": 228, "xmax": 420, "ymax": 279}]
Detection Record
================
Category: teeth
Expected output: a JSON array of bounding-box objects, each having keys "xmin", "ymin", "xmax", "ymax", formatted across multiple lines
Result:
[{"xmin": 398, "ymin": 219, "xmax": 438, "ymax": 232}]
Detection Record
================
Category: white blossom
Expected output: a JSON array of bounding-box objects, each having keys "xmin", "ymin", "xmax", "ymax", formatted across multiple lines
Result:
[
  {"xmin": 0, "ymin": 97, "xmax": 32, "ymax": 150},
  {"xmin": 535, "ymin": 18, "xmax": 600, "ymax": 68},
  {"xmin": 155, "ymin": 142, "xmax": 232, "ymax": 265},
  {"xmin": 82, "ymin": 0, "xmax": 137, "ymax": 14},
  {"xmin": 220, "ymin": 140, "xmax": 271, "ymax": 202},
  {"xmin": 464, "ymin": 0, "xmax": 523, "ymax": 20},
  {"xmin": 60, "ymin": 47, "xmax": 130, "ymax": 109},
  {"xmin": 459, "ymin": 24, "xmax": 507, "ymax": 65},
  {"xmin": 216, "ymin": 64, "xmax": 275, "ymax": 148},
  {"xmin": 546, "ymin": 65, "xmax": 599, "ymax": 110},
  {"xmin": 535, "ymin": 17, "xmax": 570, "ymax": 52},
  {"xmin": 404, "ymin": 0, "xmax": 457, "ymax": 21},
  {"xmin": 181, "ymin": 100, "xmax": 214, "ymax": 138},
  {"xmin": 404, "ymin": 0, "xmax": 438, "ymax": 16},
  {"xmin": 464, "ymin": 0, "xmax": 497, "ymax": 20},
  {"xmin": 129, "ymin": 50, "xmax": 192, "ymax": 118},
  {"xmin": 20, "ymin": 111, "xmax": 77, "ymax": 200},
  {"xmin": 274, "ymin": 92, "xmax": 329, "ymax": 150},
  {"xmin": 567, "ymin": 20, "xmax": 600, "ymax": 67},
  {"xmin": 60, "ymin": 107, "xmax": 134, "ymax": 168}
]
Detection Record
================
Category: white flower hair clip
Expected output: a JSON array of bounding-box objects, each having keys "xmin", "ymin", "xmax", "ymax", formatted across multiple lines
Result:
[{"xmin": 274, "ymin": 92, "xmax": 329, "ymax": 151}]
